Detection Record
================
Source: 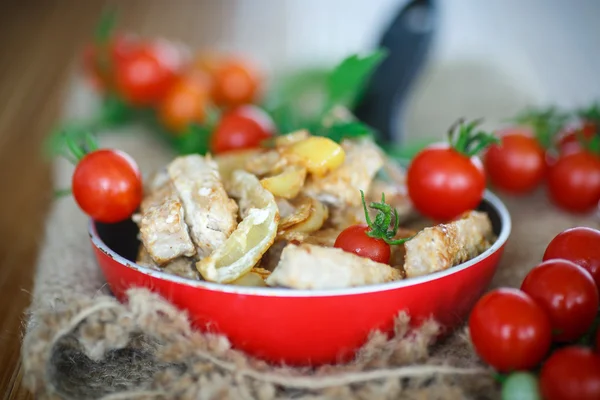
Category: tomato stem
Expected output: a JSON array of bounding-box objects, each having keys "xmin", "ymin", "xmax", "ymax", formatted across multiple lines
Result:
[
  {"xmin": 360, "ymin": 190, "xmax": 413, "ymax": 245},
  {"xmin": 576, "ymin": 129, "xmax": 600, "ymax": 156},
  {"xmin": 57, "ymin": 130, "xmax": 100, "ymax": 165},
  {"xmin": 94, "ymin": 7, "xmax": 117, "ymax": 45},
  {"xmin": 512, "ymin": 107, "xmax": 569, "ymax": 150},
  {"xmin": 66, "ymin": 136, "xmax": 86, "ymax": 161},
  {"xmin": 54, "ymin": 188, "xmax": 72, "ymax": 198},
  {"xmin": 577, "ymin": 102, "xmax": 600, "ymax": 125},
  {"xmin": 448, "ymin": 118, "xmax": 499, "ymax": 157}
]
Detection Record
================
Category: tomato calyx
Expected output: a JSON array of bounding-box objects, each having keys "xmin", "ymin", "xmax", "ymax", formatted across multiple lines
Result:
[
  {"xmin": 577, "ymin": 102, "xmax": 600, "ymax": 126},
  {"xmin": 512, "ymin": 107, "xmax": 569, "ymax": 150},
  {"xmin": 53, "ymin": 131, "xmax": 100, "ymax": 199},
  {"xmin": 360, "ymin": 190, "xmax": 413, "ymax": 245},
  {"xmin": 447, "ymin": 118, "xmax": 500, "ymax": 157},
  {"xmin": 576, "ymin": 129, "xmax": 600, "ymax": 156},
  {"xmin": 89, "ymin": 8, "xmax": 120, "ymax": 89},
  {"xmin": 62, "ymin": 131, "xmax": 99, "ymax": 164}
]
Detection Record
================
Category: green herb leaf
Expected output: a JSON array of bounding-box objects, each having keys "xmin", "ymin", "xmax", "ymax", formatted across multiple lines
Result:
[
  {"xmin": 326, "ymin": 49, "xmax": 388, "ymax": 110},
  {"xmin": 99, "ymin": 94, "xmax": 133, "ymax": 127},
  {"xmin": 319, "ymin": 121, "xmax": 374, "ymax": 143},
  {"xmin": 577, "ymin": 101, "xmax": 600, "ymax": 124},
  {"xmin": 386, "ymin": 138, "xmax": 439, "ymax": 161},
  {"xmin": 173, "ymin": 124, "xmax": 212, "ymax": 155}
]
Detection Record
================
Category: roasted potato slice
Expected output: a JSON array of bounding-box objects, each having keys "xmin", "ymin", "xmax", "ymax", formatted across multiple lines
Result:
[
  {"xmin": 260, "ymin": 165, "xmax": 307, "ymax": 199},
  {"xmin": 282, "ymin": 136, "xmax": 345, "ymax": 177}
]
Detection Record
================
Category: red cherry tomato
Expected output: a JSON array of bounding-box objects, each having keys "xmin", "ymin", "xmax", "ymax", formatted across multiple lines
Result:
[
  {"xmin": 115, "ymin": 40, "xmax": 182, "ymax": 106},
  {"xmin": 72, "ymin": 149, "xmax": 143, "ymax": 224},
  {"xmin": 557, "ymin": 121, "xmax": 598, "ymax": 155},
  {"xmin": 82, "ymin": 33, "xmax": 139, "ymax": 90},
  {"xmin": 547, "ymin": 150, "xmax": 600, "ymax": 213},
  {"xmin": 468, "ymin": 288, "xmax": 551, "ymax": 372},
  {"xmin": 334, "ymin": 225, "xmax": 391, "ymax": 264},
  {"xmin": 539, "ymin": 346, "xmax": 600, "ymax": 400},
  {"xmin": 211, "ymin": 58, "xmax": 260, "ymax": 108},
  {"xmin": 407, "ymin": 144, "xmax": 486, "ymax": 222},
  {"xmin": 543, "ymin": 227, "xmax": 600, "ymax": 290},
  {"xmin": 210, "ymin": 105, "xmax": 275, "ymax": 154},
  {"xmin": 521, "ymin": 259, "xmax": 599, "ymax": 342},
  {"xmin": 483, "ymin": 129, "xmax": 547, "ymax": 194}
]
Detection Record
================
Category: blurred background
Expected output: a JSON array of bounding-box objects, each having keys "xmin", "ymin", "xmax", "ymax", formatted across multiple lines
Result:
[{"xmin": 0, "ymin": 0, "xmax": 598, "ymax": 397}]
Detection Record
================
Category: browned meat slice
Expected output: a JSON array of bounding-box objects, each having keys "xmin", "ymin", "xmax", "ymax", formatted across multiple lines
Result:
[
  {"xmin": 168, "ymin": 155, "xmax": 239, "ymax": 258},
  {"xmin": 403, "ymin": 211, "xmax": 494, "ymax": 278},
  {"xmin": 266, "ymin": 244, "xmax": 402, "ymax": 289},
  {"xmin": 138, "ymin": 185, "xmax": 196, "ymax": 265}
]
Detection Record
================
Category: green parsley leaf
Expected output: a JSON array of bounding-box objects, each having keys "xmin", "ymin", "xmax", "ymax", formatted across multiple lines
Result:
[
  {"xmin": 319, "ymin": 121, "xmax": 374, "ymax": 143},
  {"xmin": 173, "ymin": 124, "xmax": 212, "ymax": 155},
  {"xmin": 325, "ymin": 49, "xmax": 388, "ymax": 110},
  {"xmin": 99, "ymin": 94, "xmax": 133, "ymax": 127}
]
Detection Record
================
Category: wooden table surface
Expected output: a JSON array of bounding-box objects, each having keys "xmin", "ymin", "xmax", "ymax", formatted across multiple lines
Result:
[{"xmin": 0, "ymin": 1, "xmax": 237, "ymax": 398}]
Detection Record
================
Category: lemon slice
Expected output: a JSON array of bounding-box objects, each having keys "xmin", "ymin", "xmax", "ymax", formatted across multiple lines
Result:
[{"xmin": 196, "ymin": 170, "xmax": 279, "ymax": 283}]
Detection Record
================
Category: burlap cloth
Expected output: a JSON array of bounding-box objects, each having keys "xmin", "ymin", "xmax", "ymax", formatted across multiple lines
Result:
[{"xmin": 21, "ymin": 76, "xmax": 598, "ymax": 400}]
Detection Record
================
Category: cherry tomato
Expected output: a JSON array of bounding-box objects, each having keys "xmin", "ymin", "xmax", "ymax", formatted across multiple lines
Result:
[
  {"xmin": 211, "ymin": 58, "xmax": 260, "ymax": 108},
  {"xmin": 334, "ymin": 225, "xmax": 391, "ymax": 264},
  {"xmin": 407, "ymin": 144, "xmax": 485, "ymax": 221},
  {"xmin": 547, "ymin": 150, "xmax": 600, "ymax": 213},
  {"xmin": 158, "ymin": 71, "xmax": 212, "ymax": 134},
  {"xmin": 115, "ymin": 40, "xmax": 182, "ymax": 106},
  {"xmin": 539, "ymin": 346, "xmax": 600, "ymax": 400},
  {"xmin": 543, "ymin": 227, "xmax": 600, "ymax": 290},
  {"xmin": 484, "ymin": 129, "xmax": 547, "ymax": 194},
  {"xmin": 468, "ymin": 288, "xmax": 551, "ymax": 372},
  {"xmin": 521, "ymin": 259, "xmax": 599, "ymax": 342},
  {"xmin": 82, "ymin": 33, "xmax": 139, "ymax": 90},
  {"xmin": 557, "ymin": 121, "xmax": 598, "ymax": 155},
  {"xmin": 72, "ymin": 149, "xmax": 143, "ymax": 223},
  {"xmin": 210, "ymin": 105, "xmax": 275, "ymax": 154}
]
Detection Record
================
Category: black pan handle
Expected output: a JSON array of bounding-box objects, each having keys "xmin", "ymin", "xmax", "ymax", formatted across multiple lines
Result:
[{"xmin": 354, "ymin": 0, "xmax": 437, "ymax": 144}]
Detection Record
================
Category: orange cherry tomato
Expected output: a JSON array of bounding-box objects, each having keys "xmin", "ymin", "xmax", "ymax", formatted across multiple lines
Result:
[
  {"xmin": 158, "ymin": 71, "xmax": 212, "ymax": 134},
  {"xmin": 211, "ymin": 58, "xmax": 260, "ymax": 108}
]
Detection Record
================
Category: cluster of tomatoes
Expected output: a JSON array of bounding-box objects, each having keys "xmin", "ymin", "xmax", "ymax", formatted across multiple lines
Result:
[
  {"xmin": 82, "ymin": 16, "xmax": 275, "ymax": 155},
  {"xmin": 469, "ymin": 227, "xmax": 600, "ymax": 400},
  {"xmin": 484, "ymin": 107, "xmax": 600, "ymax": 213},
  {"xmin": 405, "ymin": 109, "xmax": 600, "ymax": 225}
]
